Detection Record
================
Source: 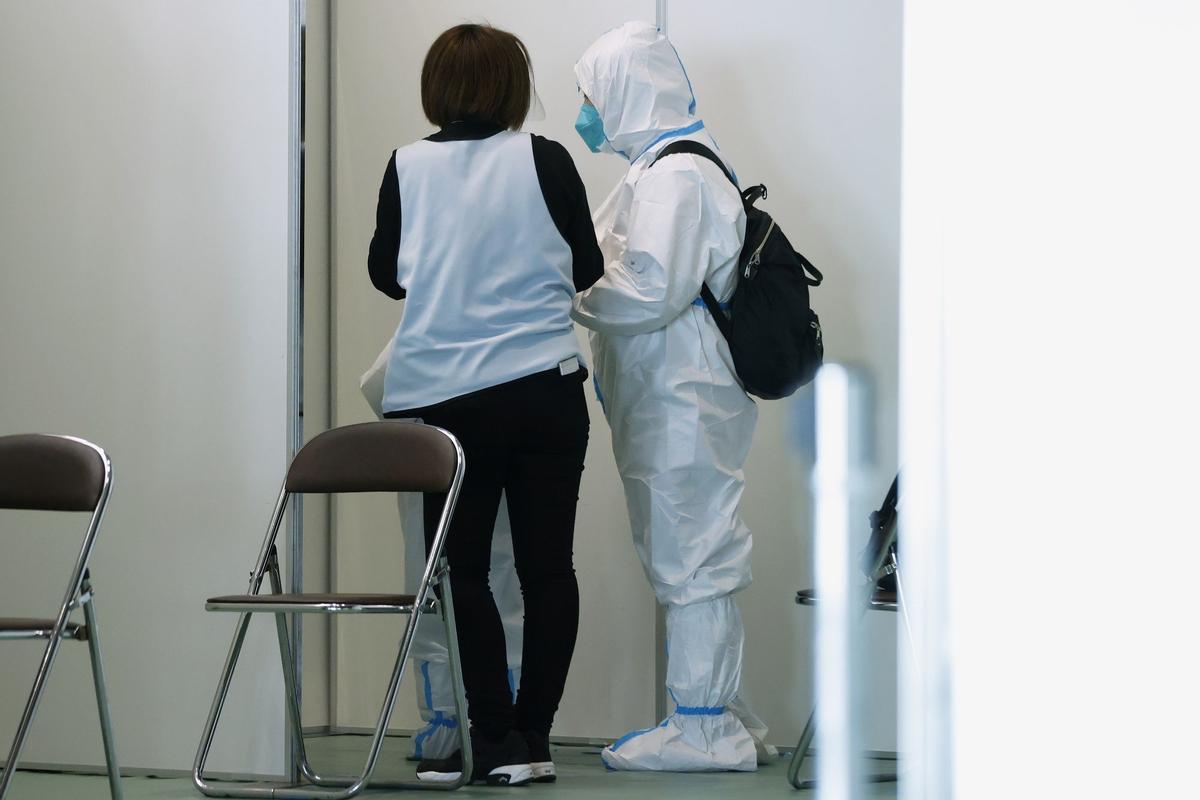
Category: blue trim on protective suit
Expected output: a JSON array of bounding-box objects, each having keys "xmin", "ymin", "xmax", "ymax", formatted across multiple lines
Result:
[
  {"xmin": 667, "ymin": 41, "xmax": 698, "ymax": 115},
  {"xmin": 421, "ymin": 661, "xmax": 434, "ymax": 709},
  {"xmin": 507, "ymin": 668, "xmax": 517, "ymax": 703},
  {"xmin": 605, "ymin": 688, "xmax": 729, "ymax": 764},
  {"xmin": 693, "ymin": 297, "xmax": 732, "ymax": 311},
  {"xmin": 607, "ymin": 717, "xmax": 671, "ymax": 759},
  {"xmin": 675, "ymin": 704, "xmax": 727, "ymax": 715},
  {"xmin": 601, "ymin": 126, "xmax": 630, "ymax": 161},
  {"xmin": 413, "ymin": 661, "xmax": 435, "ymax": 758},
  {"xmin": 643, "ymin": 121, "xmax": 741, "ymax": 186},
  {"xmin": 636, "ymin": 119, "xmax": 706, "ymax": 162},
  {"xmin": 413, "ymin": 661, "xmax": 459, "ymax": 758},
  {"xmin": 412, "ymin": 726, "xmax": 428, "ymax": 760},
  {"xmin": 592, "ymin": 373, "xmax": 607, "ymax": 415}
]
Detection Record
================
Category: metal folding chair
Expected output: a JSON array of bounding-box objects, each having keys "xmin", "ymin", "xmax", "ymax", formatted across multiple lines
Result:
[
  {"xmin": 193, "ymin": 421, "xmax": 472, "ymax": 799},
  {"xmin": 788, "ymin": 473, "xmax": 909, "ymax": 790},
  {"xmin": 0, "ymin": 434, "xmax": 122, "ymax": 800}
]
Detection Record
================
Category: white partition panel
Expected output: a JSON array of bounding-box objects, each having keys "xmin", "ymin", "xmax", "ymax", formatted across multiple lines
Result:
[
  {"xmin": 0, "ymin": 0, "xmax": 291, "ymax": 776},
  {"xmin": 901, "ymin": 3, "xmax": 1200, "ymax": 797},
  {"xmin": 330, "ymin": 0, "xmax": 656, "ymax": 740},
  {"xmin": 671, "ymin": 1, "xmax": 903, "ymax": 750}
]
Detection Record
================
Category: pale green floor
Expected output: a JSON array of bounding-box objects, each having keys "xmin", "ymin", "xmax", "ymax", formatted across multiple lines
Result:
[{"xmin": 4, "ymin": 734, "xmax": 898, "ymax": 799}]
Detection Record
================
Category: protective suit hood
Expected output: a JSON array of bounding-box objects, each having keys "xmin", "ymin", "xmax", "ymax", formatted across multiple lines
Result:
[{"xmin": 574, "ymin": 21, "xmax": 698, "ymax": 161}]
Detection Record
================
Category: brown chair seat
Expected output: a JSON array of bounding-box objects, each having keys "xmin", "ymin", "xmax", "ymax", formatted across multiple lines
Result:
[
  {"xmin": 0, "ymin": 617, "xmax": 89, "ymax": 640},
  {"xmin": 795, "ymin": 588, "xmax": 899, "ymax": 611},
  {"xmin": 205, "ymin": 592, "xmax": 431, "ymax": 614}
]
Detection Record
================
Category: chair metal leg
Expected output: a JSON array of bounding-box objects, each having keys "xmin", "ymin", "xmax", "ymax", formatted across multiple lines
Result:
[
  {"xmin": 788, "ymin": 707, "xmax": 898, "ymax": 791},
  {"xmin": 347, "ymin": 605, "xmax": 442, "ymax": 794},
  {"xmin": 267, "ymin": 548, "xmax": 439, "ymax": 795},
  {"xmin": 787, "ymin": 707, "xmax": 819, "ymax": 789},
  {"xmin": 321, "ymin": 571, "xmax": 473, "ymax": 795},
  {"xmin": 267, "ymin": 549, "xmax": 417, "ymax": 793},
  {"xmin": 788, "ymin": 572, "xmax": 906, "ymax": 791},
  {"xmin": 271, "ymin": 614, "xmax": 372, "ymax": 790},
  {"xmin": 195, "ymin": 610, "xmax": 468, "ymax": 796},
  {"xmin": 280, "ymin": 605, "xmax": 448, "ymax": 798},
  {"xmin": 0, "ymin": 635, "xmax": 66, "ymax": 799},
  {"xmin": 334, "ymin": 567, "xmax": 471, "ymax": 793},
  {"xmin": 193, "ymin": 612, "xmax": 255, "ymax": 796},
  {"xmin": 265, "ymin": 556, "xmax": 329, "ymax": 788},
  {"xmin": 82, "ymin": 585, "xmax": 123, "ymax": 800},
  {"xmin": 891, "ymin": 555, "xmax": 918, "ymax": 663},
  {"xmin": 274, "ymin": 611, "xmax": 330, "ymax": 786}
]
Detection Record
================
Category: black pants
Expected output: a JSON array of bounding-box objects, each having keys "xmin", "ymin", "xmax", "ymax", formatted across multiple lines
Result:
[{"xmin": 391, "ymin": 367, "xmax": 588, "ymax": 739}]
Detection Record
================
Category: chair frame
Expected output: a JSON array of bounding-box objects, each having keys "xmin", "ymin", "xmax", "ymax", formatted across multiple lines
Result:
[
  {"xmin": 0, "ymin": 435, "xmax": 122, "ymax": 800},
  {"xmin": 193, "ymin": 423, "xmax": 472, "ymax": 799},
  {"xmin": 787, "ymin": 475, "xmax": 911, "ymax": 791}
]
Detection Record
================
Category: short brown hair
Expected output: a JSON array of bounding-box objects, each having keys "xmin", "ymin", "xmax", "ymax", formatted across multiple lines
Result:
[{"xmin": 421, "ymin": 24, "xmax": 532, "ymax": 131}]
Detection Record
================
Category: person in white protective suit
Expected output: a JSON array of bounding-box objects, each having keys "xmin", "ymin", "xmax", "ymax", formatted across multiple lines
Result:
[
  {"xmin": 359, "ymin": 345, "xmax": 525, "ymax": 763},
  {"xmin": 571, "ymin": 21, "xmax": 777, "ymax": 772}
]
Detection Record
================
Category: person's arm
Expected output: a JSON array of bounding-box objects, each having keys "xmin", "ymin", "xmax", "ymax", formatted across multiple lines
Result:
[
  {"xmin": 367, "ymin": 150, "xmax": 405, "ymax": 300},
  {"xmin": 531, "ymin": 135, "xmax": 604, "ymax": 291},
  {"xmin": 571, "ymin": 159, "xmax": 743, "ymax": 336}
]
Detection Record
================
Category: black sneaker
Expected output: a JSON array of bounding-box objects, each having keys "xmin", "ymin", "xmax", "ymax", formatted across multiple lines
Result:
[
  {"xmin": 522, "ymin": 730, "xmax": 556, "ymax": 783},
  {"xmin": 416, "ymin": 729, "xmax": 533, "ymax": 786}
]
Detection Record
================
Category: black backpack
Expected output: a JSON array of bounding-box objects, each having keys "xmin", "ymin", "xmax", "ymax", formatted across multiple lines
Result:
[{"xmin": 652, "ymin": 140, "xmax": 825, "ymax": 400}]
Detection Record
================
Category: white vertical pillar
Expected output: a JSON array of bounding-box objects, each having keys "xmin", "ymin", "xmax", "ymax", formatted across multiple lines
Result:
[
  {"xmin": 813, "ymin": 364, "xmax": 870, "ymax": 800},
  {"xmin": 898, "ymin": 0, "xmax": 954, "ymax": 796}
]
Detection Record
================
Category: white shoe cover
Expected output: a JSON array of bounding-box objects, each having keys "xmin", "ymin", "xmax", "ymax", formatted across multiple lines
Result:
[
  {"xmin": 729, "ymin": 694, "xmax": 779, "ymax": 764},
  {"xmin": 602, "ymin": 597, "xmax": 757, "ymax": 772},
  {"xmin": 408, "ymin": 656, "xmax": 524, "ymax": 761}
]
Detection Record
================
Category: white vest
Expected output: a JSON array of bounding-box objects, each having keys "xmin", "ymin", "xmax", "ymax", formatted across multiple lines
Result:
[{"xmin": 383, "ymin": 131, "xmax": 581, "ymax": 412}]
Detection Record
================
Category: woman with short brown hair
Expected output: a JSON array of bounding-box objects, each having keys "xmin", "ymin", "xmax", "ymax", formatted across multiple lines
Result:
[
  {"xmin": 368, "ymin": 23, "xmax": 602, "ymax": 787},
  {"xmin": 420, "ymin": 24, "xmax": 533, "ymax": 130}
]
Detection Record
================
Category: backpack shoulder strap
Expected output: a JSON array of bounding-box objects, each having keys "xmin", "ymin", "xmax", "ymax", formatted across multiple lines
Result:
[
  {"xmin": 697, "ymin": 282, "xmax": 733, "ymax": 339},
  {"xmin": 651, "ymin": 139, "xmax": 738, "ymax": 338},
  {"xmin": 651, "ymin": 139, "xmax": 738, "ymax": 189}
]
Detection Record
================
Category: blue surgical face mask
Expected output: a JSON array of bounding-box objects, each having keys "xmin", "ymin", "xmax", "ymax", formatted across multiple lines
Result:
[{"xmin": 574, "ymin": 103, "xmax": 607, "ymax": 153}]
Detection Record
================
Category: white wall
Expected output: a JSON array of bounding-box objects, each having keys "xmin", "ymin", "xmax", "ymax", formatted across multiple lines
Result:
[
  {"xmin": 0, "ymin": 0, "xmax": 291, "ymax": 776},
  {"xmin": 900, "ymin": 2, "xmax": 1200, "ymax": 798},
  {"xmin": 327, "ymin": 0, "xmax": 901, "ymax": 748}
]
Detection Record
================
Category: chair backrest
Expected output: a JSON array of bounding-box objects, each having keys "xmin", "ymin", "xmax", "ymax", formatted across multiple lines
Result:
[
  {"xmin": 0, "ymin": 434, "xmax": 109, "ymax": 512},
  {"xmin": 286, "ymin": 421, "xmax": 460, "ymax": 495}
]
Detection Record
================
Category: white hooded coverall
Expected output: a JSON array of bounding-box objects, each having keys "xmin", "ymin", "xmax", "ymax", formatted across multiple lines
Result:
[
  {"xmin": 359, "ymin": 345, "xmax": 523, "ymax": 761},
  {"xmin": 573, "ymin": 21, "xmax": 774, "ymax": 772}
]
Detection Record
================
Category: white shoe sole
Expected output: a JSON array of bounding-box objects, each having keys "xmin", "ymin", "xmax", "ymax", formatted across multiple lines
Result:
[
  {"xmin": 531, "ymin": 761, "xmax": 556, "ymax": 782},
  {"xmin": 416, "ymin": 769, "xmax": 462, "ymax": 783},
  {"xmin": 484, "ymin": 763, "xmax": 533, "ymax": 786},
  {"xmin": 416, "ymin": 764, "xmax": 534, "ymax": 786}
]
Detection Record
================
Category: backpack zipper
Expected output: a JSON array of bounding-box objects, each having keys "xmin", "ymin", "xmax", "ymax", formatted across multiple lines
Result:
[{"xmin": 745, "ymin": 220, "xmax": 776, "ymax": 278}]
